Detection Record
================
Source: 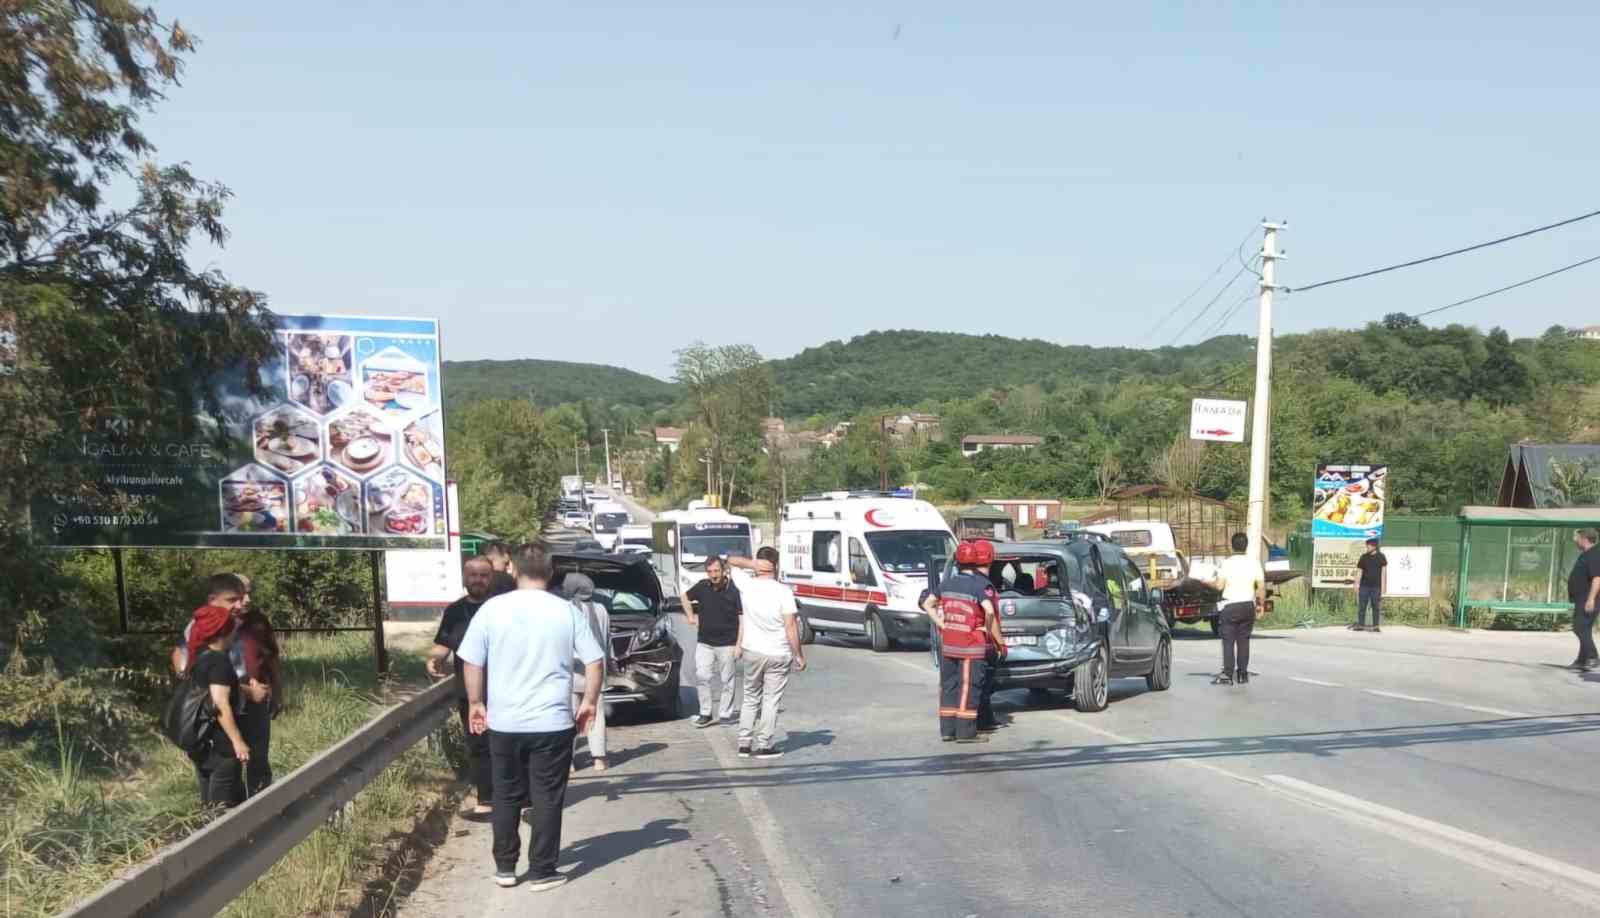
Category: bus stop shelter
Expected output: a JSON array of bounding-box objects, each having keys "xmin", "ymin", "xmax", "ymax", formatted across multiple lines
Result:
[{"xmin": 1454, "ymin": 506, "xmax": 1598, "ymax": 627}]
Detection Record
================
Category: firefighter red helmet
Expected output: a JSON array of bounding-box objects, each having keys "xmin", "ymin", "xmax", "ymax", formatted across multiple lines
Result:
[{"xmin": 954, "ymin": 539, "xmax": 994, "ymax": 568}]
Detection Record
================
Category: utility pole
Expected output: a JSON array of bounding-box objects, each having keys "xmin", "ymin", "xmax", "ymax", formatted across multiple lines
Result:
[
  {"xmin": 601, "ymin": 428, "xmax": 613, "ymax": 490},
  {"xmin": 574, "ymin": 434, "xmax": 582, "ymax": 479},
  {"xmin": 880, "ymin": 414, "xmax": 891, "ymax": 492},
  {"xmin": 1246, "ymin": 221, "xmax": 1284, "ymax": 562}
]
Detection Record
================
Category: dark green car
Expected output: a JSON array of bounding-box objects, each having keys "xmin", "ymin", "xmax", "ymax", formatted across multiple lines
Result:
[{"xmin": 930, "ymin": 538, "xmax": 1173, "ymax": 712}]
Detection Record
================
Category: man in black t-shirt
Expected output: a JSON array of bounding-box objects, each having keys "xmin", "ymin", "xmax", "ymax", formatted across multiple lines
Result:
[
  {"xmin": 1353, "ymin": 539, "xmax": 1387, "ymax": 633},
  {"xmin": 682, "ymin": 556, "xmax": 743, "ymax": 727},
  {"xmin": 429, "ymin": 556, "xmax": 498, "ymax": 814},
  {"xmin": 482, "ymin": 541, "xmax": 517, "ymax": 596},
  {"xmin": 1567, "ymin": 529, "xmax": 1600, "ymax": 671}
]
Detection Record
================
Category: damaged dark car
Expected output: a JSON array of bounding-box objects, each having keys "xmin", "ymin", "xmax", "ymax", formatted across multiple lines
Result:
[{"xmin": 550, "ymin": 550, "xmax": 683, "ymax": 720}]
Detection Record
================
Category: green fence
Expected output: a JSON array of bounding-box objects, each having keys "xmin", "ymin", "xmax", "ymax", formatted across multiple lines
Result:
[{"xmin": 1288, "ymin": 516, "xmax": 1462, "ymax": 581}]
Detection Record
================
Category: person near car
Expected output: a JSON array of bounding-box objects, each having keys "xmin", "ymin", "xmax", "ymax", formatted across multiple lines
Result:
[
  {"xmin": 1567, "ymin": 528, "xmax": 1600, "ymax": 671},
  {"xmin": 186, "ymin": 602, "xmax": 251, "ymax": 808},
  {"xmin": 735, "ymin": 547, "xmax": 806, "ymax": 759},
  {"xmin": 483, "ymin": 541, "xmax": 518, "ymax": 596},
  {"xmin": 682, "ymin": 556, "xmax": 743, "ymax": 728},
  {"xmin": 1209, "ymin": 532, "xmax": 1265, "ymax": 685},
  {"xmin": 922, "ymin": 540, "xmax": 999, "ymax": 743},
  {"xmin": 428, "ymin": 556, "xmax": 498, "ymax": 816},
  {"xmin": 231, "ymin": 574, "xmax": 280, "ymax": 798},
  {"xmin": 458, "ymin": 542, "xmax": 604, "ymax": 892},
  {"xmin": 563, "ymin": 572, "xmax": 612, "ymax": 771},
  {"xmin": 976, "ymin": 572, "xmax": 1005, "ymax": 733},
  {"xmin": 1353, "ymin": 538, "xmax": 1387, "ymax": 632}
]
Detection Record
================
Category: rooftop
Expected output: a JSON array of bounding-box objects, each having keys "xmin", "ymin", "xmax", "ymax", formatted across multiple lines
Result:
[{"xmin": 962, "ymin": 434, "xmax": 1044, "ymax": 446}]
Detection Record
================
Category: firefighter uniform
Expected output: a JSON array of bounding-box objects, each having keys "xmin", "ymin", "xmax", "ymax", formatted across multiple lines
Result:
[{"xmin": 937, "ymin": 566, "xmax": 995, "ymax": 742}]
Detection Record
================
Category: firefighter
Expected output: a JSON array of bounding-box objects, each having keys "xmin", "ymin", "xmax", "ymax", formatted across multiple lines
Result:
[{"xmin": 922, "ymin": 540, "xmax": 1000, "ymax": 743}]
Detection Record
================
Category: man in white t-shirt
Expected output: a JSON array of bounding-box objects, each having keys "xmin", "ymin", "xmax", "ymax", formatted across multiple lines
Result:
[
  {"xmin": 1208, "ymin": 532, "xmax": 1266, "ymax": 686},
  {"xmin": 735, "ymin": 547, "xmax": 806, "ymax": 759},
  {"xmin": 458, "ymin": 543, "xmax": 604, "ymax": 892}
]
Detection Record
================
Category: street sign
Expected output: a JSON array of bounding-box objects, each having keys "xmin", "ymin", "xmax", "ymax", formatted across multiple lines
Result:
[
  {"xmin": 1312, "ymin": 537, "xmax": 1364, "ymax": 588},
  {"xmin": 1383, "ymin": 546, "xmax": 1432, "ymax": 598},
  {"xmin": 1190, "ymin": 398, "xmax": 1247, "ymax": 442}
]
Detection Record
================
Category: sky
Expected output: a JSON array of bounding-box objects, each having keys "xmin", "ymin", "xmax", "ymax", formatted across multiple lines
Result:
[{"xmin": 142, "ymin": 0, "xmax": 1600, "ymax": 378}]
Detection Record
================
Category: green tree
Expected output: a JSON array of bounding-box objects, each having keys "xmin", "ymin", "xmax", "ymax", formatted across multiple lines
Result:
[
  {"xmin": 674, "ymin": 342, "xmax": 773, "ymax": 507},
  {"xmin": 446, "ymin": 399, "xmax": 562, "ymax": 541}
]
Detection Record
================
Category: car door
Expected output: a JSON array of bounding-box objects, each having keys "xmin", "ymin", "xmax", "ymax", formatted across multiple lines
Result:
[
  {"xmin": 1089, "ymin": 546, "xmax": 1128, "ymax": 659},
  {"xmin": 846, "ymin": 536, "xmax": 879, "ymax": 627},
  {"xmin": 802, "ymin": 529, "xmax": 852, "ymax": 629},
  {"xmin": 1113, "ymin": 550, "xmax": 1158, "ymax": 663}
]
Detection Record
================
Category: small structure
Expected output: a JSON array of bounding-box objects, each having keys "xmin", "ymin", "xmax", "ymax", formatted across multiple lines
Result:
[
  {"xmin": 1570, "ymin": 326, "xmax": 1600, "ymax": 341},
  {"xmin": 961, "ymin": 434, "xmax": 1043, "ymax": 457},
  {"xmin": 1454, "ymin": 506, "xmax": 1599, "ymax": 626},
  {"xmin": 950, "ymin": 504, "xmax": 1015, "ymax": 542},
  {"xmin": 982, "ymin": 498, "xmax": 1063, "ymax": 529},
  {"xmin": 653, "ymin": 426, "xmax": 685, "ymax": 452},
  {"xmin": 1495, "ymin": 443, "xmax": 1600, "ymax": 508},
  {"xmin": 882, "ymin": 413, "xmax": 943, "ymax": 440}
]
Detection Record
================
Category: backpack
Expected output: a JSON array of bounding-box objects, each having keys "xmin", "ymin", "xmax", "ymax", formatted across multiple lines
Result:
[{"xmin": 163, "ymin": 662, "xmax": 218, "ymax": 755}]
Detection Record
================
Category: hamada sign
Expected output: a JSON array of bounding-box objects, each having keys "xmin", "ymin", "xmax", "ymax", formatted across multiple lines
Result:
[{"xmin": 1190, "ymin": 398, "xmax": 1247, "ymax": 442}]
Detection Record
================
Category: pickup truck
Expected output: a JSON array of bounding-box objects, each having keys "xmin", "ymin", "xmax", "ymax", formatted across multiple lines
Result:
[{"xmin": 1158, "ymin": 543, "xmax": 1298, "ymax": 634}]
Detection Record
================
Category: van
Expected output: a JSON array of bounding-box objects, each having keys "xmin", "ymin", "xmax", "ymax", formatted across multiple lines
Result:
[
  {"xmin": 589, "ymin": 501, "xmax": 631, "ymax": 551},
  {"xmin": 778, "ymin": 492, "xmax": 955, "ymax": 652}
]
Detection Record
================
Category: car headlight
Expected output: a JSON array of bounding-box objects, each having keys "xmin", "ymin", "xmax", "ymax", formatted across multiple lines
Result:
[{"xmin": 1043, "ymin": 628, "xmax": 1072, "ymax": 658}]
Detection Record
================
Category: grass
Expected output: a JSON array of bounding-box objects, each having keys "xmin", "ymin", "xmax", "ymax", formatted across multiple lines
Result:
[
  {"xmin": 1260, "ymin": 576, "xmax": 1569, "ymax": 632},
  {"xmin": 0, "ymin": 634, "xmax": 456, "ymax": 918}
]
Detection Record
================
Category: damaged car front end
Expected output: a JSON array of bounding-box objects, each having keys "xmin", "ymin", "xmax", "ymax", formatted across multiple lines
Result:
[{"xmin": 551, "ymin": 551, "xmax": 684, "ymax": 720}]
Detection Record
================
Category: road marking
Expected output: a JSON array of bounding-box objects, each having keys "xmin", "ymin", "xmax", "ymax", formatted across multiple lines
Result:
[
  {"xmin": 1289, "ymin": 676, "xmax": 1343, "ymax": 687},
  {"xmin": 1361, "ymin": 688, "xmax": 1532, "ymax": 719},
  {"xmin": 879, "ymin": 654, "xmax": 1600, "ymax": 906}
]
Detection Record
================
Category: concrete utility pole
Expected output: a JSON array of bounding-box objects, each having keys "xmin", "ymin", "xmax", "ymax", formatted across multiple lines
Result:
[
  {"xmin": 601, "ymin": 428, "xmax": 613, "ymax": 490},
  {"xmin": 574, "ymin": 434, "xmax": 582, "ymax": 479},
  {"xmin": 1246, "ymin": 222, "xmax": 1284, "ymax": 562}
]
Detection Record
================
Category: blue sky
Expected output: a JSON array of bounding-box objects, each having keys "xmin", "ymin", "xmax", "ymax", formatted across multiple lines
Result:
[{"xmin": 144, "ymin": 1, "xmax": 1600, "ymax": 378}]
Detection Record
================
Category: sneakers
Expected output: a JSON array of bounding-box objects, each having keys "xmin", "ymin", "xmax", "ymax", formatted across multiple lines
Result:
[
  {"xmin": 955, "ymin": 735, "xmax": 990, "ymax": 744},
  {"xmin": 1211, "ymin": 673, "xmax": 1234, "ymax": 686},
  {"xmin": 1236, "ymin": 669, "xmax": 1250, "ymax": 685},
  {"xmin": 1369, "ymin": 626, "xmax": 1381, "ymax": 633},
  {"xmin": 691, "ymin": 715, "xmax": 715, "ymax": 728},
  {"xmin": 752, "ymin": 745, "xmax": 784, "ymax": 759},
  {"xmin": 495, "ymin": 871, "xmax": 518, "ymax": 888},
  {"xmin": 526, "ymin": 872, "xmax": 569, "ymax": 892},
  {"xmin": 737, "ymin": 744, "xmax": 752, "ymax": 758}
]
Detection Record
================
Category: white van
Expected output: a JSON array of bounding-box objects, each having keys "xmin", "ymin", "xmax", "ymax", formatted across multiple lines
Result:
[
  {"xmin": 778, "ymin": 492, "xmax": 955, "ymax": 652},
  {"xmin": 590, "ymin": 501, "xmax": 631, "ymax": 551},
  {"xmin": 617, "ymin": 523, "xmax": 653, "ymax": 555},
  {"xmin": 652, "ymin": 507, "xmax": 757, "ymax": 602}
]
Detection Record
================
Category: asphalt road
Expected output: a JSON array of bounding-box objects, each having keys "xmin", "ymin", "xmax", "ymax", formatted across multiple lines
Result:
[{"xmin": 400, "ymin": 499, "xmax": 1600, "ymax": 917}]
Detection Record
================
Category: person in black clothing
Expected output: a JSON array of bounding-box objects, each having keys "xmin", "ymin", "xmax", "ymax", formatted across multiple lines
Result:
[
  {"xmin": 1567, "ymin": 529, "xmax": 1600, "ymax": 671},
  {"xmin": 682, "ymin": 556, "xmax": 743, "ymax": 727},
  {"xmin": 429, "ymin": 556, "xmax": 499, "ymax": 816},
  {"xmin": 187, "ymin": 603, "xmax": 251, "ymax": 808},
  {"xmin": 1352, "ymin": 539, "xmax": 1387, "ymax": 632},
  {"xmin": 482, "ymin": 541, "xmax": 517, "ymax": 596}
]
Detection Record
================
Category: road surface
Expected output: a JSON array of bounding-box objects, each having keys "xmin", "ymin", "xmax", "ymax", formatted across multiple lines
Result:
[{"xmin": 400, "ymin": 497, "xmax": 1600, "ymax": 917}]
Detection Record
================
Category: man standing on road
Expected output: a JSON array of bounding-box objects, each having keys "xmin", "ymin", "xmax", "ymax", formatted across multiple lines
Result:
[
  {"xmin": 428, "ymin": 556, "xmax": 497, "ymax": 817},
  {"xmin": 1353, "ymin": 539, "xmax": 1387, "ymax": 633},
  {"xmin": 459, "ymin": 543, "xmax": 604, "ymax": 892},
  {"xmin": 482, "ymin": 541, "xmax": 517, "ymax": 596},
  {"xmin": 736, "ymin": 547, "xmax": 806, "ymax": 759},
  {"xmin": 921, "ymin": 540, "xmax": 998, "ymax": 743},
  {"xmin": 1210, "ymin": 532, "xmax": 1265, "ymax": 686},
  {"xmin": 682, "ymin": 556, "xmax": 743, "ymax": 728},
  {"xmin": 1567, "ymin": 528, "xmax": 1600, "ymax": 671}
]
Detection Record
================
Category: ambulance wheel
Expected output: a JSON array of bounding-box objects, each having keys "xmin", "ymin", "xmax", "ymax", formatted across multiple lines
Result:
[
  {"xmin": 865, "ymin": 610, "xmax": 891, "ymax": 653},
  {"xmin": 798, "ymin": 615, "xmax": 816, "ymax": 645},
  {"xmin": 1072, "ymin": 647, "xmax": 1109, "ymax": 713}
]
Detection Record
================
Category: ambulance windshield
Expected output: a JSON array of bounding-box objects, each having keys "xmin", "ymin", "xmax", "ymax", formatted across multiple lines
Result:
[{"xmin": 865, "ymin": 530, "xmax": 956, "ymax": 573}]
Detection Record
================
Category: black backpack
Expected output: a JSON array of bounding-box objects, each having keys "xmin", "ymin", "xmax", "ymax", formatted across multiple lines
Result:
[{"xmin": 163, "ymin": 658, "xmax": 219, "ymax": 755}]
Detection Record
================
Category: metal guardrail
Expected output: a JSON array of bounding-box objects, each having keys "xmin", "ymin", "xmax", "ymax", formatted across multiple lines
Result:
[{"xmin": 62, "ymin": 677, "xmax": 459, "ymax": 918}]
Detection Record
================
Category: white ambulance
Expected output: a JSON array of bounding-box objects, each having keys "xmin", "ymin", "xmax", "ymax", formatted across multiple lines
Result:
[{"xmin": 778, "ymin": 492, "xmax": 956, "ymax": 652}]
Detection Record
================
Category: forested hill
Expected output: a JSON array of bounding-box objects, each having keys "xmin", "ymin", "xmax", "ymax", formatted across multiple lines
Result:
[
  {"xmin": 768, "ymin": 330, "xmax": 1254, "ymax": 416},
  {"xmin": 443, "ymin": 358, "xmax": 679, "ymax": 410}
]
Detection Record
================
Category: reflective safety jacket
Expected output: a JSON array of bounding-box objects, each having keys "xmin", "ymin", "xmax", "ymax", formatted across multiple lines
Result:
[{"xmin": 938, "ymin": 571, "xmax": 993, "ymax": 659}]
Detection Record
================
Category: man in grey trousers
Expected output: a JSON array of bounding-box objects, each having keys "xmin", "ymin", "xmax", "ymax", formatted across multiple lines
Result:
[
  {"xmin": 735, "ymin": 547, "xmax": 806, "ymax": 759},
  {"xmin": 681, "ymin": 557, "xmax": 743, "ymax": 727}
]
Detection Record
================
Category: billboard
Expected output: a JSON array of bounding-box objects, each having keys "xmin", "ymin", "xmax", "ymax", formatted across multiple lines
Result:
[
  {"xmin": 37, "ymin": 314, "xmax": 447, "ymax": 549},
  {"xmin": 1311, "ymin": 538, "xmax": 1364, "ymax": 588},
  {"xmin": 1384, "ymin": 546, "xmax": 1432, "ymax": 598},
  {"xmin": 1190, "ymin": 398, "xmax": 1247, "ymax": 442},
  {"xmin": 386, "ymin": 482, "xmax": 464, "ymax": 607},
  {"xmin": 1312, "ymin": 463, "xmax": 1387, "ymax": 539}
]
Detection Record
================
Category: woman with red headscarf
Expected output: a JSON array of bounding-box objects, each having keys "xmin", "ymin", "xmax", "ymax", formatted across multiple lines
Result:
[{"xmin": 188, "ymin": 603, "xmax": 251, "ymax": 807}]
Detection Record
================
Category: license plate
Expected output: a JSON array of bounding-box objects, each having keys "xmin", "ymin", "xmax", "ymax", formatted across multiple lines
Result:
[{"xmin": 1003, "ymin": 635, "xmax": 1038, "ymax": 647}]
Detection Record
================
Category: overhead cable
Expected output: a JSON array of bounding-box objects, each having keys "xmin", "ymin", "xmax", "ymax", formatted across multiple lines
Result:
[
  {"xmin": 1410, "ymin": 253, "xmax": 1600, "ymax": 319},
  {"xmin": 1149, "ymin": 226, "xmax": 1261, "ymax": 338}
]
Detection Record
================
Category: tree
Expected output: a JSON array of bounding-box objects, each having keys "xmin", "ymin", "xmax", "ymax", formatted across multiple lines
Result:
[
  {"xmin": 446, "ymin": 399, "xmax": 562, "ymax": 541},
  {"xmin": 1153, "ymin": 434, "xmax": 1206, "ymax": 495},
  {"xmin": 674, "ymin": 342, "xmax": 773, "ymax": 507},
  {"xmin": 1095, "ymin": 449, "xmax": 1124, "ymax": 505}
]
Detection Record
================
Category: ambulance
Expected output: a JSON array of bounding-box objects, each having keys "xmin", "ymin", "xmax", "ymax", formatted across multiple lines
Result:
[{"xmin": 778, "ymin": 492, "xmax": 956, "ymax": 652}]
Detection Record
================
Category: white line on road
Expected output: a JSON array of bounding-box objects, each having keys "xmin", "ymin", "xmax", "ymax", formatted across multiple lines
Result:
[
  {"xmin": 1288, "ymin": 676, "xmax": 1343, "ymax": 687},
  {"xmin": 1361, "ymin": 688, "xmax": 1532, "ymax": 719}
]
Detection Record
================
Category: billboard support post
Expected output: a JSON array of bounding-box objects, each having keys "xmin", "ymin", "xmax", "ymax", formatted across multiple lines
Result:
[
  {"xmin": 369, "ymin": 550, "xmax": 388, "ymax": 675},
  {"xmin": 114, "ymin": 547, "xmax": 129, "ymax": 635}
]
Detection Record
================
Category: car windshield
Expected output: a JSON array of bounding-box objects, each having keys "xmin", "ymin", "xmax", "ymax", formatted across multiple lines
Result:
[
  {"xmin": 594, "ymin": 512, "xmax": 629, "ymax": 533},
  {"xmin": 865, "ymin": 530, "xmax": 956, "ymax": 573},
  {"xmin": 681, "ymin": 531, "xmax": 752, "ymax": 565},
  {"xmin": 595, "ymin": 589, "xmax": 653, "ymax": 613}
]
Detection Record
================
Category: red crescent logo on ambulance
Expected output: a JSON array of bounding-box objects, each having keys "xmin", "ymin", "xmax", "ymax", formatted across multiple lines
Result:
[{"xmin": 865, "ymin": 509, "xmax": 892, "ymax": 528}]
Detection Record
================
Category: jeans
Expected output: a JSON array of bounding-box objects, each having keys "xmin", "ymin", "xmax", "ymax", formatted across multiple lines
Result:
[
  {"xmin": 489, "ymin": 728, "xmax": 576, "ymax": 877},
  {"xmin": 1219, "ymin": 601, "xmax": 1256, "ymax": 676},
  {"xmin": 456, "ymin": 699, "xmax": 493, "ymax": 803},
  {"xmin": 738, "ymin": 650, "xmax": 791, "ymax": 749},
  {"xmin": 695, "ymin": 643, "xmax": 739, "ymax": 720},
  {"xmin": 1357, "ymin": 586, "xmax": 1383, "ymax": 628},
  {"xmin": 194, "ymin": 739, "xmax": 244, "ymax": 808},
  {"xmin": 1574, "ymin": 605, "xmax": 1598, "ymax": 664},
  {"xmin": 939, "ymin": 654, "xmax": 989, "ymax": 740},
  {"xmin": 237, "ymin": 698, "xmax": 273, "ymax": 798}
]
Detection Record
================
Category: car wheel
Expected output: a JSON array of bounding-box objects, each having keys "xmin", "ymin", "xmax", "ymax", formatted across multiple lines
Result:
[
  {"xmin": 1073, "ymin": 646, "xmax": 1109, "ymax": 713},
  {"xmin": 655, "ymin": 672, "xmax": 682, "ymax": 720},
  {"xmin": 866, "ymin": 610, "xmax": 891, "ymax": 653},
  {"xmin": 1146, "ymin": 636, "xmax": 1172, "ymax": 692},
  {"xmin": 798, "ymin": 615, "xmax": 816, "ymax": 645}
]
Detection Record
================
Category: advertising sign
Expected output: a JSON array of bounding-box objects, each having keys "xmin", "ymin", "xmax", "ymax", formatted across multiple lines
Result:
[
  {"xmin": 1312, "ymin": 538, "xmax": 1364, "ymax": 588},
  {"xmin": 1190, "ymin": 398, "xmax": 1247, "ymax": 442},
  {"xmin": 37, "ymin": 314, "xmax": 447, "ymax": 549},
  {"xmin": 386, "ymin": 482, "xmax": 463, "ymax": 607},
  {"xmin": 1312, "ymin": 463, "xmax": 1387, "ymax": 539},
  {"xmin": 1383, "ymin": 546, "xmax": 1432, "ymax": 599}
]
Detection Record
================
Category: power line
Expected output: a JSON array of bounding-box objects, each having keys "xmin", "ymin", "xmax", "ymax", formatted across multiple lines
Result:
[
  {"xmin": 1167, "ymin": 263, "xmax": 1253, "ymax": 346},
  {"xmin": 1148, "ymin": 226, "xmax": 1260, "ymax": 338},
  {"xmin": 1293, "ymin": 207, "xmax": 1600, "ymax": 293},
  {"xmin": 1202, "ymin": 291, "xmax": 1255, "ymax": 339},
  {"xmin": 1410, "ymin": 252, "xmax": 1600, "ymax": 320}
]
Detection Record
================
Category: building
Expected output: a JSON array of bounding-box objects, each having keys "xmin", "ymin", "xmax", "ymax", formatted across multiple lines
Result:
[
  {"xmin": 881, "ymin": 413, "xmax": 942, "ymax": 439},
  {"xmin": 961, "ymin": 434, "xmax": 1043, "ymax": 458},
  {"xmin": 982, "ymin": 498, "xmax": 1064, "ymax": 529},
  {"xmin": 653, "ymin": 427, "xmax": 685, "ymax": 452},
  {"xmin": 764, "ymin": 417, "xmax": 787, "ymax": 435},
  {"xmin": 1571, "ymin": 326, "xmax": 1600, "ymax": 341}
]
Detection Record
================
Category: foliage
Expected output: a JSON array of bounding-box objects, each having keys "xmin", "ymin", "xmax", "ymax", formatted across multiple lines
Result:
[
  {"xmin": 673, "ymin": 342, "xmax": 773, "ymax": 508},
  {"xmin": 443, "ymin": 358, "xmax": 678, "ymax": 412},
  {"xmin": 445, "ymin": 398, "xmax": 563, "ymax": 541},
  {"xmin": 1540, "ymin": 458, "xmax": 1600, "ymax": 509}
]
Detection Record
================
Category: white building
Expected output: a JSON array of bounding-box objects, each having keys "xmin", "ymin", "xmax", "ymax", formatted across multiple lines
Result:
[
  {"xmin": 654, "ymin": 426, "xmax": 685, "ymax": 452},
  {"xmin": 961, "ymin": 434, "xmax": 1044, "ymax": 458}
]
